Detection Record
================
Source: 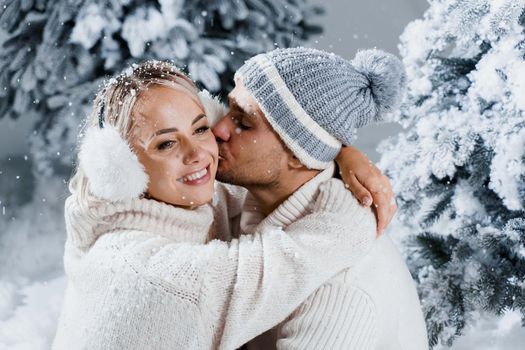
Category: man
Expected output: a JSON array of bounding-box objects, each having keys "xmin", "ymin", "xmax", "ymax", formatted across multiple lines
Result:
[{"xmin": 212, "ymin": 47, "xmax": 428, "ymax": 349}]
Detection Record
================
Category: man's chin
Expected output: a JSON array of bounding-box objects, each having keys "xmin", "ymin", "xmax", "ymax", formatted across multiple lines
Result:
[
  {"xmin": 215, "ymin": 170, "xmax": 232, "ymax": 184},
  {"xmin": 216, "ymin": 166, "xmax": 240, "ymax": 185}
]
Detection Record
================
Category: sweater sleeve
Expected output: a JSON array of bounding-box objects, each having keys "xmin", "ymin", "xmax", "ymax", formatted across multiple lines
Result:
[
  {"xmin": 276, "ymin": 284, "xmax": 378, "ymax": 350},
  {"xmin": 211, "ymin": 182, "xmax": 248, "ymax": 241},
  {"xmin": 118, "ymin": 179, "xmax": 376, "ymax": 350}
]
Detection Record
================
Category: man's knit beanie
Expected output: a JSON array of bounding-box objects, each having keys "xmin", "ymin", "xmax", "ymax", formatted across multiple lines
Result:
[{"xmin": 234, "ymin": 47, "xmax": 407, "ymax": 169}]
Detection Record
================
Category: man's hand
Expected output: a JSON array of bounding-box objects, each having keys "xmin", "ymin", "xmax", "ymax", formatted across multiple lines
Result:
[{"xmin": 335, "ymin": 146, "xmax": 397, "ymax": 236}]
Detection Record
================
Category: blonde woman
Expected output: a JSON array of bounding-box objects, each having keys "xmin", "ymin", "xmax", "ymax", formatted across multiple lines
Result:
[{"xmin": 53, "ymin": 61, "xmax": 383, "ymax": 350}]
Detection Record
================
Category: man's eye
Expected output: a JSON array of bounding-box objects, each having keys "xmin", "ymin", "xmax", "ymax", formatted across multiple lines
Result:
[
  {"xmin": 195, "ymin": 126, "xmax": 210, "ymax": 134},
  {"xmin": 235, "ymin": 117, "xmax": 252, "ymax": 130},
  {"xmin": 157, "ymin": 140, "xmax": 175, "ymax": 150}
]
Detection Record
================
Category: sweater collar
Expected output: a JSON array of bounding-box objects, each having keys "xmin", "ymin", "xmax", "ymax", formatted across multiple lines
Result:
[
  {"xmin": 65, "ymin": 196, "xmax": 214, "ymax": 249},
  {"xmin": 240, "ymin": 162, "xmax": 335, "ymax": 233}
]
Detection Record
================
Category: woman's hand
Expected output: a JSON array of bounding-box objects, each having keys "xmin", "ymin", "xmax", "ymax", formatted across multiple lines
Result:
[{"xmin": 335, "ymin": 146, "xmax": 397, "ymax": 236}]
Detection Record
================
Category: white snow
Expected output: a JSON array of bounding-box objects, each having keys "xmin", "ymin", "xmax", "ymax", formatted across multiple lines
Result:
[
  {"xmin": 0, "ymin": 276, "xmax": 66, "ymax": 350},
  {"xmin": 0, "ymin": 178, "xmax": 68, "ymax": 349},
  {"xmin": 452, "ymin": 181, "xmax": 485, "ymax": 217},
  {"xmin": 122, "ymin": 7, "xmax": 166, "ymax": 57},
  {"xmin": 70, "ymin": 5, "xmax": 109, "ymax": 49},
  {"xmin": 490, "ymin": 128, "xmax": 525, "ymax": 211},
  {"xmin": 445, "ymin": 310, "xmax": 525, "ymax": 350}
]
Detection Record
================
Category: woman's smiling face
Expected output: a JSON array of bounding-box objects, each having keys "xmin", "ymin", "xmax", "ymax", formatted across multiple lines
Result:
[{"xmin": 129, "ymin": 85, "xmax": 218, "ymax": 207}]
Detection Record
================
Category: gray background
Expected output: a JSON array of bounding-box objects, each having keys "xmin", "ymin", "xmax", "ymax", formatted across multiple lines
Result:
[{"xmin": 0, "ymin": 0, "xmax": 429, "ymax": 162}]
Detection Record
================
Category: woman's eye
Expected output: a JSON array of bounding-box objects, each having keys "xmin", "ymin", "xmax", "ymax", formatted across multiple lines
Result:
[
  {"xmin": 195, "ymin": 126, "xmax": 210, "ymax": 134},
  {"xmin": 157, "ymin": 140, "xmax": 175, "ymax": 150}
]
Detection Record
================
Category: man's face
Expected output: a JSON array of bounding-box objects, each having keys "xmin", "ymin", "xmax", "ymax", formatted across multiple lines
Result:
[{"xmin": 212, "ymin": 80, "xmax": 288, "ymax": 188}]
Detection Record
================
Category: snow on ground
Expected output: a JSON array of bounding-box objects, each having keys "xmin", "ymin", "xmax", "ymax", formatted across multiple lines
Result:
[
  {"xmin": 0, "ymin": 276, "xmax": 66, "ymax": 350},
  {"xmin": 0, "ymin": 177, "xmax": 68, "ymax": 350},
  {"xmin": 447, "ymin": 310, "xmax": 525, "ymax": 350}
]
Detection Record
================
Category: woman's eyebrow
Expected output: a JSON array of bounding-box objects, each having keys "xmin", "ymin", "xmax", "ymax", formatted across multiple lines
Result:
[
  {"xmin": 151, "ymin": 127, "xmax": 178, "ymax": 140},
  {"xmin": 149, "ymin": 114, "xmax": 207, "ymax": 140}
]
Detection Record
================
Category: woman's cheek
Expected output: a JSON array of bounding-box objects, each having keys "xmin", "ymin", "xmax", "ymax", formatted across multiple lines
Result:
[{"xmin": 205, "ymin": 135, "xmax": 220, "ymax": 159}]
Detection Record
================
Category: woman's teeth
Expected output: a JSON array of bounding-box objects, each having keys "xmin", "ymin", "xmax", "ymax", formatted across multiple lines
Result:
[{"xmin": 180, "ymin": 167, "xmax": 208, "ymax": 182}]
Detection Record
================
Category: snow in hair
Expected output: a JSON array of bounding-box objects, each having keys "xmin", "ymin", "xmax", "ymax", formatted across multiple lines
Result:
[
  {"xmin": 352, "ymin": 49, "xmax": 407, "ymax": 119},
  {"xmin": 78, "ymin": 124, "xmax": 149, "ymax": 201}
]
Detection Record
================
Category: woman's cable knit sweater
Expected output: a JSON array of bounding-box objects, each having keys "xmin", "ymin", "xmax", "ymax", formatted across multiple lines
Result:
[
  {"xmin": 52, "ymin": 178, "xmax": 375, "ymax": 350},
  {"xmin": 243, "ymin": 166, "xmax": 429, "ymax": 350}
]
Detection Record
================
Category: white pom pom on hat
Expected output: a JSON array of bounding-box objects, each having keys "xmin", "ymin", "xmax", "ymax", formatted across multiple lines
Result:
[
  {"xmin": 78, "ymin": 124, "xmax": 149, "ymax": 202},
  {"xmin": 352, "ymin": 48, "xmax": 407, "ymax": 119}
]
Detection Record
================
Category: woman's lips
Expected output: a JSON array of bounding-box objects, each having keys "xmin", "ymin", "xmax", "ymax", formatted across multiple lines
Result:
[{"xmin": 178, "ymin": 165, "xmax": 212, "ymax": 186}]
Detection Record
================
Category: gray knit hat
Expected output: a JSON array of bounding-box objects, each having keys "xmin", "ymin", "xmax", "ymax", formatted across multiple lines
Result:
[{"xmin": 234, "ymin": 47, "xmax": 406, "ymax": 169}]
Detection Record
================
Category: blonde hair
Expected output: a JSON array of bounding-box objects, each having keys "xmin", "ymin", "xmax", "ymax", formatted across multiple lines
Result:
[{"xmin": 69, "ymin": 60, "xmax": 202, "ymax": 213}]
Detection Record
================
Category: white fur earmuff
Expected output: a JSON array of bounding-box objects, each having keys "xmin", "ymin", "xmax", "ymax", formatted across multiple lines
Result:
[
  {"xmin": 198, "ymin": 90, "xmax": 227, "ymax": 126},
  {"xmin": 78, "ymin": 124, "xmax": 149, "ymax": 201}
]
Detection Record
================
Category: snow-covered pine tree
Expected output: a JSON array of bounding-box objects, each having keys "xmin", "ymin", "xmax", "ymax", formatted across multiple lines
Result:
[
  {"xmin": 0, "ymin": 0, "xmax": 322, "ymax": 178},
  {"xmin": 379, "ymin": 0, "xmax": 525, "ymax": 347}
]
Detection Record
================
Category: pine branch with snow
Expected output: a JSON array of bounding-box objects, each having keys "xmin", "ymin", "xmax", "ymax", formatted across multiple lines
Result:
[{"xmin": 378, "ymin": 0, "xmax": 525, "ymax": 347}]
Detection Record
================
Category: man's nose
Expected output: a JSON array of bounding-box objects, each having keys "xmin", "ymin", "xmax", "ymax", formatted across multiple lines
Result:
[{"xmin": 212, "ymin": 115, "xmax": 233, "ymax": 143}]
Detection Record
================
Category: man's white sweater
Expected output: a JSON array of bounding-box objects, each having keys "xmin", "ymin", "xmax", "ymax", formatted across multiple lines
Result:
[
  {"xmin": 242, "ymin": 165, "xmax": 429, "ymax": 350},
  {"xmin": 53, "ymin": 178, "xmax": 375, "ymax": 350}
]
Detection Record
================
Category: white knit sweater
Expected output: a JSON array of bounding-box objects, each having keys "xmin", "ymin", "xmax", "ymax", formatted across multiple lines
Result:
[
  {"xmin": 53, "ymin": 178, "xmax": 375, "ymax": 350},
  {"xmin": 242, "ymin": 166, "xmax": 429, "ymax": 350}
]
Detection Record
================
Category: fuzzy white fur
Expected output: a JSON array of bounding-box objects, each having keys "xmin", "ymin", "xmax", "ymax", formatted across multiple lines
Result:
[
  {"xmin": 352, "ymin": 49, "xmax": 407, "ymax": 120},
  {"xmin": 198, "ymin": 90, "xmax": 227, "ymax": 126},
  {"xmin": 78, "ymin": 125, "xmax": 149, "ymax": 201}
]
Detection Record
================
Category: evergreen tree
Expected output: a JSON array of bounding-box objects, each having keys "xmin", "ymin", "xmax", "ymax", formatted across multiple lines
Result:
[
  {"xmin": 379, "ymin": 0, "xmax": 525, "ymax": 347},
  {"xmin": 0, "ymin": 0, "xmax": 322, "ymax": 178}
]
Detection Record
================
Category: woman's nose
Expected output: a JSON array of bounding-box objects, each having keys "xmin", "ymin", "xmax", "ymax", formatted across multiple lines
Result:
[
  {"xmin": 182, "ymin": 140, "xmax": 206, "ymax": 165},
  {"xmin": 212, "ymin": 115, "xmax": 233, "ymax": 143}
]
